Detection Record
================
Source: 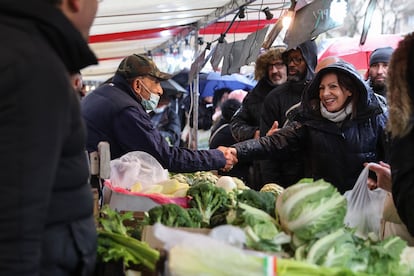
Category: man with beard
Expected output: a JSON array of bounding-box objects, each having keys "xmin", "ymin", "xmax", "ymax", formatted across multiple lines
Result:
[
  {"xmin": 259, "ymin": 40, "xmax": 317, "ymax": 188},
  {"xmin": 366, "ymin": 46, "xmax": 394, "ymax": 97},
  {"xmin": 230, "ymin": 46, "xmax": 287, "ymax": 189}
]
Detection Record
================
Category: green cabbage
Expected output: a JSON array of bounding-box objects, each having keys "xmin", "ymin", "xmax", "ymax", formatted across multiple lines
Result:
[{"xmin": 276, "ymin": 178, "xmax": 347, "ymax": 246}]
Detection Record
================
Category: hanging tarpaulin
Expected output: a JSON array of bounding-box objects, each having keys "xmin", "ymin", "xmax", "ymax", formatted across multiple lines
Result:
[
  {"xmin": 222, "ymin": 40, "xmax": 245, "ymax": 75},
  {"xmin": 284, "ymin": 0, "xmax": 347, "ymax": 49},
  {"xmin": 188, "ymin": 49, "xmax": 207, "ymax": 84},
  {"xmin": 210, "ymin": 40, "xmax": 228, "ymax": 71},
  {"xmin": 221, "ymin": 26, "xmax": 269, "ymax": 75}
]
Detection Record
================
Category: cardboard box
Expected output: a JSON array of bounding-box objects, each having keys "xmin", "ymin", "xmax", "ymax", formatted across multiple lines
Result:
[
  {"xmin": 103, "ymin": 185, "xmax": 161, "ymax": 212},
  {"xmin": 141, "ymin": 225, "xmax": 211, "ymax": 250}
]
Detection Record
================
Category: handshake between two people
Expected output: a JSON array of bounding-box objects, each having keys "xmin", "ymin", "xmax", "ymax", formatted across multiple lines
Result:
[
  {"xmin": 216, "ymin": 120, "xmax": 280, "ymax": 172},
  {"xmin": 217, "ymin": 146, "xmax": 238, "ymax": 172}
]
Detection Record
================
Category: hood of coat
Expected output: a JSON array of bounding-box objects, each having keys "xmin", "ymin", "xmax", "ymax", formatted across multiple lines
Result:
[
  {"xmin": 299, "ymin": 61, "xmax": 383, "ymax": 121},
  {"xmin": 387, "ymin": 32, "xmax": 414, "ymax": 137},
  {"xmin": 0, "ymin": 0, "xmax": 97, "ymax": 73},
  {"xmin": 283, "ymin": 40, "xmax": 318, "ymax": 82}
]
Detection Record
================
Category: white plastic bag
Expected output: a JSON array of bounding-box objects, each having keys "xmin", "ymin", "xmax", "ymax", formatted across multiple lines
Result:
[
  {"xmin": 344, "ymin": 166, "xmax": 387, "ymax": 238},
  {"xmin": 109, "ymin": 151, "xmax": 169, "ymax": 190}
]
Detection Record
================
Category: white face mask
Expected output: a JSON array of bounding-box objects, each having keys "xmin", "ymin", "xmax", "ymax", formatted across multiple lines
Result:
[{"xmin": 139, "ymin": 80, "xmax": 160, "ymax": 111}]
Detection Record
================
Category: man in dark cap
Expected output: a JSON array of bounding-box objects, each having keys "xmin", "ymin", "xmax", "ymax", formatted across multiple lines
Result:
[
  {"xmin": 82, "ymin": 54, "xmax": 235, "ymax": 172},
  {"xmin": 367, "ymin": 46, "xmax": 394, "ymax": 97}
]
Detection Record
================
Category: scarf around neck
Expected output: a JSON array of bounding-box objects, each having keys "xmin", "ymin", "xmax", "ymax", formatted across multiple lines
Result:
[{"xmin": 320, "ymin": 102, "xmax": 352, "ymax": 122}]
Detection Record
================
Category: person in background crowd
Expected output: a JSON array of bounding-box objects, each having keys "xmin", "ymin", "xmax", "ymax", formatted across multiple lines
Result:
[
  {"xmin": 227, "ymin": 61, "xmax": 388, "ymax": 195},
  {"xmin": 209, "ymin": 90, "xmax": 249, "ymax": 183},
  {"xmin": 367, "ymin": 32, "xmax": 414, "ymax": 241},
  {"xmin": 230, "ymin": 46, "xmax": 287, "ymax": 189},
  {"xmin": 366, "ymin": 46, "xmax": 394, "ymax": 97},
  {"xmin": 181, "ymin": 92, "xmax": 215, "ymax": 149},
  {"xmin": 82, "ymin": 54, "xmax": 235, "ymax": 172},
  {"xmin": 212, "ymin": 87, "xmax": 232, "ymax": 125},
  {"xmin": 259, "ymin": 40, "xmax": 318, "ymax": 188},
  {"xmin": 0, "ymin": 0, "xmax": 99, "ymax": 274},
  {"xmin": 149, "ymin": 93, "xmax": 182, "ymax": 147},
  {"xmin": 71, "ymin": 70, "xmax": 85, "ymax": 99}
]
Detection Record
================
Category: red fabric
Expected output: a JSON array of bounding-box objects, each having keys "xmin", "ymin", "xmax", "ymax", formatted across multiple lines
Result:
[
  {"xmin": 319, "ymin": 34, "xmax": 403, "ymax": 71},
  {"xmin": 104, "ymin": 181, "xmax": 189, "ymax": 208}
]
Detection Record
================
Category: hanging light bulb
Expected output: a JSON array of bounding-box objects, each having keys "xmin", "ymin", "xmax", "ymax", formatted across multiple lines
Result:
[
  {"xmin": 262, "ymin": 7, "xmax": 274, "ymax": 20},
  {"xmin": 238, "ymin": 6, "xmax": 246, "ymax": 19}
]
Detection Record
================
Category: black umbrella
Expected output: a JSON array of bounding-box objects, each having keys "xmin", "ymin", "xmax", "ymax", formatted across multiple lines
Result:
[{"xmin": 161, "ymin": 79, "xmax": 188, "ymax": 96}]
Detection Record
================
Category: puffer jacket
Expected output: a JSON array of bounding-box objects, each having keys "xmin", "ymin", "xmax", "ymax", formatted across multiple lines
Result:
[
  {"xmin": 258, "ymin": 40, "xmax": 317, "ymax": 187},
  {"xmin": 233, "ymin": 61, "xmax": 388, "ymax": 194},
  {"xmin": 0, "ymin": 1, "xmax": 98, "ymax": 274},
  {"xmin": 230, "ymin": 77, "xmax": 277, "ymax": 141},
  {"xmin": 82, "ymin": 74, "xmax": 226, "ymax": 172}
]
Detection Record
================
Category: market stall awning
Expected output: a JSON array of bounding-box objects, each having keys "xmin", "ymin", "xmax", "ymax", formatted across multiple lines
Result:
[{"xmin": 83, "ymin": 0, "xmax": 292, "ymax": 81}]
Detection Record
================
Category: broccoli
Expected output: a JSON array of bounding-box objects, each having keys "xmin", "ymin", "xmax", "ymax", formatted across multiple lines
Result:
[
  {"xmin": 187, "ymin": 208, "xmax": 203, "ymax": 228},
  {"xmin": 144, "ymin": 203, "xmax": 201, "ymax": 228},
  {"xmin": 236, "ymin": 189, "xmax": 276, "ymax": 218},
  {"xmin": 187, "ymin": 182, "xmax": 229, "ymax": 227}
]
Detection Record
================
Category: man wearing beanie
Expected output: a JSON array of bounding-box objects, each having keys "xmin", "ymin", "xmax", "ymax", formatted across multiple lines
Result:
[{"xmin": 367, "ymin": 46, "xmax": 394, "ymax": 97}]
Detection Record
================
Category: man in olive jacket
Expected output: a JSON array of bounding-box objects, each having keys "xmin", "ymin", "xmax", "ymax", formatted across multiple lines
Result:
[{"xmin": 0, "ymin": 0, "xmax": 99, "ymax": 274}]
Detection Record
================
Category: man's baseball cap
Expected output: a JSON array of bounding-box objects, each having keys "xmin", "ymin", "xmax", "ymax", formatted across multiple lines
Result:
[{"xmin": 116, "ymin": 54, "xmax": 172, "ymax": 80}]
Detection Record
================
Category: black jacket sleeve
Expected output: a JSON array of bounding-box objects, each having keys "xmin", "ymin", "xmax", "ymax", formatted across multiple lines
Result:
[
  {"xmin": 233, "ymin": 121, "xmax": 305, "ymax": 163},
  {"xmin": 391, "ymin": 128, "xmax": 414, "ymax": 236}
]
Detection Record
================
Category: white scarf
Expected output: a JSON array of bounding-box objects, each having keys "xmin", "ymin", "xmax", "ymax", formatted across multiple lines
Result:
[{"xmin": 320, "ymin": 102, "xmax": 352, "ymax": 123}]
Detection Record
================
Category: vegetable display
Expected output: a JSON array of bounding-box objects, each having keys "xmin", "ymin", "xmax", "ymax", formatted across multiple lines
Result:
[
  {"xmin": 187, "ymin": 182, "xmax": 229, "ymax": 226},
  {"xmin": 143, "ymin": 203, "xmax": 202, "ymax": 228},
  {"xmin": 276, "ymin": 178, "xmax": 347, "ymax": 247},
  {"xmin": 97, "ymin": 206, "xmax": 160, "ymax": 271},
  {"xmin": 99, "ymin": 172, "xmax": 414, "ymax": 276}
]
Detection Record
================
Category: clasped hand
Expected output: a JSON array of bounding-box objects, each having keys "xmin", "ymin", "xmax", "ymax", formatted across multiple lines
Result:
[{"xmin": 217, "ymin": 146, "xmax": 238, "ymax": 172}]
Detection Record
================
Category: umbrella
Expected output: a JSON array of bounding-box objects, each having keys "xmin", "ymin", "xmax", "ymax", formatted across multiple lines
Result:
[
  {"xmin": 318, "ymin": 34, "xmax": 403, "ymax": 71},
  {"xmin": 160, "ymin": 79, "xmax": 188, "ymax": 96},
  {"xmin": 201, "ymin": 72, "xmax": 256, "ymax": 98}
]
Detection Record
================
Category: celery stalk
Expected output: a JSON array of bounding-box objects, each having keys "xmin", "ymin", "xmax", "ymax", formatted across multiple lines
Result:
[
  {"xmin": 168, "ymin": 243, "xmax": 374, "ymax": 276},
  {"xmin": 98, "ymin": 230, "xmax": 159, "ymax": 271}
]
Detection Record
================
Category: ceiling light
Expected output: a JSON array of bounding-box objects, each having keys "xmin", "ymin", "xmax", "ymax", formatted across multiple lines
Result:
[
  {"xmin": 238, "ymin": 6, "xmax": 246, "ymax": 19},
  {"xmin": 262, "ymin": 7, "xmax": 274, "ymax": 20}
]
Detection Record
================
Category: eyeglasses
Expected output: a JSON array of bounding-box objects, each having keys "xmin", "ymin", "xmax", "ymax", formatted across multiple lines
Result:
[
  {"xmin": 286, "ymin": 56, "xmax": 303, "ymax": 65},
  {"xmin": 268, "ymin": 62, "xmax": 285, "ymax": 70}
]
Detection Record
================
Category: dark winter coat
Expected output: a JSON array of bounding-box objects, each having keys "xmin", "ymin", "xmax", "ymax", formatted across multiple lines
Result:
[
  {"xmin": 0, "ymin": 1, "xmax": 97, "ymax": 274},
  {"xmin": 391, "ymin": 124, "xmax": 414, "ymax": 236},
  {"xmin": 259, "ymin": 40, "xmax": 317, "ymax": 187},
  {"xmin": 82, "ymin": 74, "xmax": 226, "ymax": 172},
  {"xmin": 230, "ymin": 77, "xmax": 278, "ymax": 141},
  {"xmin": 208, "ymin": 99, "xmax": 249, "ymax": 182},
  {"xmin": 150, "ymin": 105, "xmax": 181, "ymax": 147},
  {"xmin": 233, "ymin": 62, "xmax": 388, "ymax": 194},
  {"xmin": 387, "ymin": 33, "xmax": 414, "ymax": 236}
]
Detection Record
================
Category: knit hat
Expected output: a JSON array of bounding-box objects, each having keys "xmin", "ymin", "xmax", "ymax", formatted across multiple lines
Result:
[
  {"xmin": 116, "ymin": 54, "xmax": 171, "ymax": 80},
  {"xmin": 369, "ymin": 47, "xmax": 394, "ymax": 66}
]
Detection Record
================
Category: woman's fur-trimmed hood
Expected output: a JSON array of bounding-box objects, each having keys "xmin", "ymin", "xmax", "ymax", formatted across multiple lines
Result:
[{"xmin": 387, "ymin": 32, "xmax": 414, "ymax": 138}]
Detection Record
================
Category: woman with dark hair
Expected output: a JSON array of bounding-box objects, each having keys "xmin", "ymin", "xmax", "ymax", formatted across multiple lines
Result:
[{"xmin": 227, "ymin": 61, "xmax": 388, "ymax": 194}]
